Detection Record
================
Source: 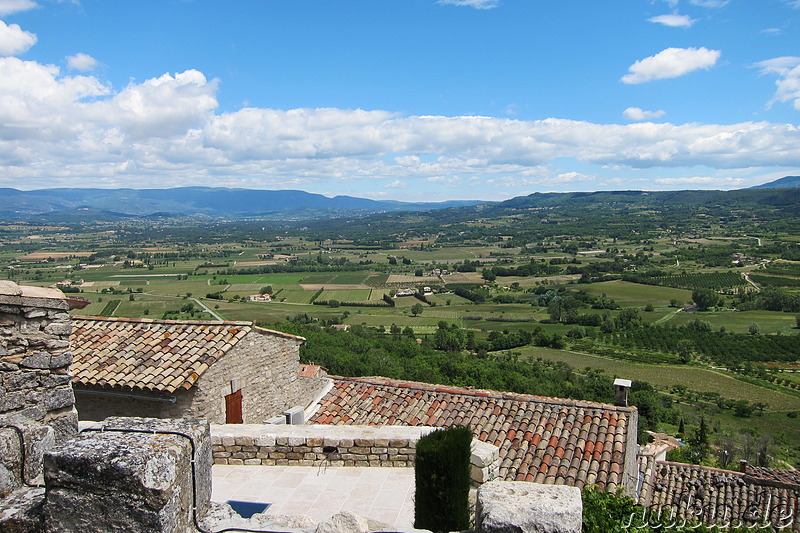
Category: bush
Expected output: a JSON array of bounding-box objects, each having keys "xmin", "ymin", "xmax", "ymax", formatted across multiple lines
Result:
[{"xmin": 414, "ymin": 426, "xmax": 472, "ymax": 532}]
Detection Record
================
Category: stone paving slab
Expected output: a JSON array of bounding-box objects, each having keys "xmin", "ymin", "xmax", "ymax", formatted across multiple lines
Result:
[{"xmin": 212, "ymin": 465, "xmax": 417, "ymax": 529}]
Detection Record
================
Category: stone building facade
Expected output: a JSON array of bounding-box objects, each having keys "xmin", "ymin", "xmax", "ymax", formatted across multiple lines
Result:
[{"xmin": 70, "ymin": 316, "xmax": 328, "ymax": 424}]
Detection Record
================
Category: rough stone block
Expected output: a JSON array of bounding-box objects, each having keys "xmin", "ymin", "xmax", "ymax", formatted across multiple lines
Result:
[
  {"xmin": 0, "ymin": 391, "xmax": 25, "ymax": 413},
  {"xmin": 0, "ymin": 486, "xmax": 45, "ymax": 533},
  {"xmin": 472, "ymin": 439, "xmax": 500, "ymax": 468},
  {"xmin": 254, "ymin": 435, "xmax": 275, "ymax": 447},
  {"xmin": 42, "ymin": 323, "xmax": 71, "ymax": 337},
  {"xmin": 43, "ymin": 387, "xmax": 74, "ymax": 412},
  {"xmin": 235, "ymin": 436, "xmax": 254, "ymax": 446},
  {"xmin": 18, "ymin": 352, "xmax": 51, "ymax": 370},
  {"xmin": 476, "ymin": 481, "xmax": 582, "ymax": 533},
  {"xmin": 45, "ymin": 433, "xmax": 191, "ymax": 532},
  {"xmin": 38, "ymin": 372, "xmax": 71, "ymax": 389},
  {"xmin": 287, "ymin": 436, "xmax": 305, "ymax": 446},
  {"xmin": 48, "ymin": 353, "xmax": 72, "ymax": 369},
  {"xmin": 42, "ymin": 409, "xmax": 78, "ymax": 444},
  {"xmin": 91, "ymin": 417, "xmax": 212, "ymax": 518},
  {"xmin": 5, "ymin": 371, "xmax": 38, "ymax": 392},
  {"xmin": 315, "ymin": 510, "xmax": 370, "ymax": 533}
]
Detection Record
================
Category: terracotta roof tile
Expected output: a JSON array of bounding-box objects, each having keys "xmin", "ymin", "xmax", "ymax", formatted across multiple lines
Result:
[
  {"xmin": 310, "ymin": 375, "xmax": 636, "ymax": 490},
  {"xmin": 70, "ymin": 316, "xmax": 303, "ymax": 393},
  {"xmin": 642, "ymin": 461, "xmax": 800, "ymax": 531}
]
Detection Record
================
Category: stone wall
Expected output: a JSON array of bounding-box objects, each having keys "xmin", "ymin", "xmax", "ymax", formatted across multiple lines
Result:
[
  {"xmin": 210, "ymin": 424, "xmax": 501, "ymax": 486},
  {"xmin": 211, "ymin": 424, "xmax": 428, "ymax": 468},
  {"xmin": 183, "ymin": 328, "xmax": 306, "ymax": 423},
  {"xmin": 0, "ymin": 281, "xmax": 76, "ymax": 499}
]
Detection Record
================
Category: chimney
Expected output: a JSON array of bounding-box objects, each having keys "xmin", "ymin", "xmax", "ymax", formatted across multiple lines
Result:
[
  {"xmin": 613, "ymin": 378, "xmax": 632, "ymax": 407},
  {"xmin": 739, "ymin": 459, "xmax": 749, "ymax": 473}
]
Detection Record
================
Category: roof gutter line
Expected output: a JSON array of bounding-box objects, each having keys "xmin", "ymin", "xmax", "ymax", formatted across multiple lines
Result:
[{"xmin": 73, "ymin": 387, "xmax": 178, "ymax": 403}]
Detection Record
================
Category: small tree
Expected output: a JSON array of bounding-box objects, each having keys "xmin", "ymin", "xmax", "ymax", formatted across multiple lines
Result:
[
  {"xmin": 411, "ymin": 303, "xmax": 423, "ymax": 317},
  {"xmin": 748, "ymin": 322, "xmax": 760, "ymax": 335},
  {"xmin": 677, "ymin": 339, "xmax": 694, "ymax": 364},
  {"xmin": 414, "ymin": 426, "xmax": 471, "ymax": 532}
]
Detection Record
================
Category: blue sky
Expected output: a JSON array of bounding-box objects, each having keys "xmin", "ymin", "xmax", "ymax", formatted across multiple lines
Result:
[{"xmin": 0, "ymin": 0, "xmax": 798, "ymax": 201}]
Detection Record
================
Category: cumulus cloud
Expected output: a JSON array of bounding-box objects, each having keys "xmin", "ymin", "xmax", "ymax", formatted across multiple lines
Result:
[
  {"xmin": 754, "ymin": 56, "xmax": 800, "ymax": 110},
  {"xmin": 623, "ymin": 107, "xmax": 667, "ymax": 121},
  {"xmin": 67, "ymin": 52, "xmax": 98, "ymax": 71},
  {"xmin": 437, "ymin": 0, "xmax": 499, "ymax": 9},
  {"xmin": 648, "ymin": 14, "xmax": 696, "ymax": 27},
  {"xmin": 0, "ymin": 57, "xmax": 799, "ymax": 192},
  {"xmin": 0, "ymin": 0, "xmax": 36, "ymax": 16},
  {"xmin": 655, "ymin": 176, "xmax": 744, "ymax": 186},
  {"xmin": 385, "ymin": 180, "xmax": 407, "ymax": 189},
  {"xmin": 0, "ymin": 19, "xmax": 36, "ymax": 55},
  {"xmin": 689, "ymin": 0, "xmax": 729, "ymax": 7},
  {"xmin": 622, "ymin": 47, "xmax": 721, "ymax": 84}
]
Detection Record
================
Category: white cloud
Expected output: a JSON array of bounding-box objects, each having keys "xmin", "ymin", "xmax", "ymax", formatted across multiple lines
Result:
[
  {"xmin": 622, "ymin": 47, "xmax": 721, "ymax": 84},
  {"xmin": 0, "ymin": 58, "xmax": 799, "ymax": 192},
  {"xmin": 0, "ymin": 19, "xmax": 36, "ymax": 55},
  {"xmin": 623, "ymin": 107, "xmax": 667, "ymax": 121},
  {"xmin": 754, "ymin": 56, "xmax": 800, "ymax": 110},
  {"xmin": 67, "ymin": 52, "xmax": 98, "ymax": 72},
  {"xmin": 385, "ymin": 180, "xmax": 407, "ymax": 189},
  {"xmin": 655, "ymin": 176, "xmax": 744, "ymax": 186},
  {"xmin": 648, "ymin": 14, "xmax": 696, "ymax": 27},
  {"xmin": 552, "ymin": 172, "xmax": 596, "ymax": 183},
  {"xmin": 689, "ymin": 0, "xmax": 729, "ymax": 7},
  {"xmin": 0, "ymin": 0, "xmax": 36, "ymax": 16},
  {"xmin": 437, "ymin": 0, "xmax": 499, "ymax": 9}
]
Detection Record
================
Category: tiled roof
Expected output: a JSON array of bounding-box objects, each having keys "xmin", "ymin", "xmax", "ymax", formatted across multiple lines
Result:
[
  {"xmin": 70, "ymin": 317, "xmax": 304, "ymax": 393},
  {"xmin": 745, "ymin": 466, "xmax": 800, "ymax": 488},
  {"xmin": 642, "ymin": 461, "xmax": 800, "ymax": 531},
  {"xmin": 299, "ymin": 364, "xmax": 325, "ymax": 378},
  {"xmin": 309, "ymin": 376, "xmax": 636, "ymax": 491}
]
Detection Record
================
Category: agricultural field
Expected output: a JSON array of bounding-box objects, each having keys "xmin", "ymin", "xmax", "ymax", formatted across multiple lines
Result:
[
  {"xmin": 2, "ymin": 195, "xmax": 799, "ymax": 464},
  {"xmin": 669, "ymin": 309, "xmax": 798, "ymax": 334},
  {"xmin": 522, "ymin": 346, "xmax": 800, "ymax": 411}
]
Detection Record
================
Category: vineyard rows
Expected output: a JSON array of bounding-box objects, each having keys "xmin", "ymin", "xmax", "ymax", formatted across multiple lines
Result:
[
  {"xmin": 639, "ymin": 271, "xmax": 746, "ymax": 291},
  {"xmin": 594, "ymin": 325, "xmax": 800, "ymax": 367}
]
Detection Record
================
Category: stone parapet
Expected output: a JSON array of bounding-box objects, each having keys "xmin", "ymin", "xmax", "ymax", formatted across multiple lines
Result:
[
  {"xmin": 471, "ymin": 440, "xmax": 500, "ymax": 485},
  {"xmin": 211, "ymin": 424, "xmax": 432, "ymax": 469},
  {"xmin": 476, "ymin": 481, "xmax": 583, "ymax": 533},
  {"xmin": 44, "ymin": 417, "xmax": 211, "ymax": 533},
  {"xmin": 210, "ymin": 424, "xmax": 498, "ymax": 487}
]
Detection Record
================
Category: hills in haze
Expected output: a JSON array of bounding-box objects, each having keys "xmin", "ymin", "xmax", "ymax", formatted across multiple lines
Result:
[
  {"xmin": 0, "ymin": 187, "xmax": 481, "ymax": 221},
  {"xmin": 0, "ymin": 176, "xmax": 797, "ymax": 222}
]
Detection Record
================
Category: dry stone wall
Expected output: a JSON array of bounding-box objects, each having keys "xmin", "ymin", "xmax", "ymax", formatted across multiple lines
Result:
[
  {"xmin": 210, "ymin": 424, "xmax": 501, "ymax": 486},
  {"xmin": 0, "ymin": 281, "xmax": 76, "ymax": 500}
]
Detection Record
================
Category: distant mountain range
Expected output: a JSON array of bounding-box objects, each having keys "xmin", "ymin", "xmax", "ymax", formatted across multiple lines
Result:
[
  {"xmin": 749, "ymin": 176, "xmax": 800, "ymax": 189},
  {"xmin": 0, "ymin": 176, "xmax": 796, "ymax": 222},
  {"xmin": 0, "ymin": 187, "xmax": 482, "ymax": 221}
]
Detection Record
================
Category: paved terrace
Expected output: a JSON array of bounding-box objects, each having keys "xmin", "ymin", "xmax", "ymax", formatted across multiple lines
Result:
[{"xmin": 212, "ymin": 465, "xmax": 416, "ymax": 528}]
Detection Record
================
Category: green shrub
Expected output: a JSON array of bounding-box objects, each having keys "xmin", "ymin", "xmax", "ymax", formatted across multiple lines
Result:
[{"xmin": 414, "ymin": 426, "xmax": 472, "ymax": 532}]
